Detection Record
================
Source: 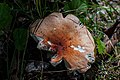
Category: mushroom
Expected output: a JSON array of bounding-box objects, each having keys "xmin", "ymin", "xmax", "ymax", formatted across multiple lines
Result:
[{"xmin": 30, "ymin": 12, "xmax": 95, "ymax": 73}]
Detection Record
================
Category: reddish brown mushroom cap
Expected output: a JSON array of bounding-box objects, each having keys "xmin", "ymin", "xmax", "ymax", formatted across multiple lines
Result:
[{"xmin": 30, "ymin": 12, "xmax": 95, "ymax": 73}]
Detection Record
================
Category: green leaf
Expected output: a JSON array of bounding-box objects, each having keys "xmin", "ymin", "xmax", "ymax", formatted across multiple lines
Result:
[
  {"xmin": 77, "ymin": 3, "xmax": 87, "ymax": 12},
  {"xmin": 64, "ymin": 0, "xmax": 87, "ymax": 13},
  {"xmin": 64, "ymin": 0, "xmax": 81, "ymax": 10},
  {"xmin": 96, "ymin": 38, "xmax": 106, "ymax": 54},
  {"xmin": 13, "ymin": 28, "xmax": 28, "ymax": 51},
  {"xmin": 0, "ymin": 3, "xmax": 12, "ymax": 30}
]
